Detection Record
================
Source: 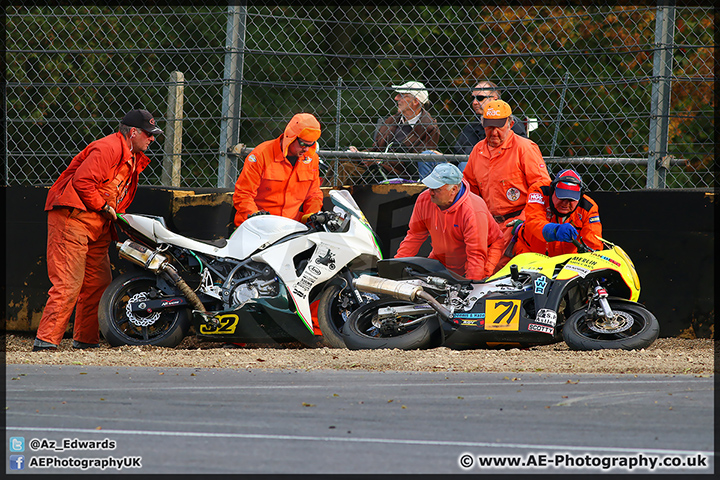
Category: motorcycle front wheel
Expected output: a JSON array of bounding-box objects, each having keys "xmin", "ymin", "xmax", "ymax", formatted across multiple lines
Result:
[
  {"xmin": 341, "ymin": 298, "xmax": 441, "ymax": 350},
  {"xmin": 562, "ymin": 298, "xmax": 659, "ymax": 351},
  {"xmin": 98, "ymin": 271, "xmax": 192, "ymax": 347},
  {"xmin": 316, "ymin": 283, "xmax": 378, "ymax": 348}
]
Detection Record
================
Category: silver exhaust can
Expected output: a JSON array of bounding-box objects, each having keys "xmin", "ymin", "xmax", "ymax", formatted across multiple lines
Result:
[{"xmin": 353, "ymin": 275, "xmax": 423, "ymax": 301}]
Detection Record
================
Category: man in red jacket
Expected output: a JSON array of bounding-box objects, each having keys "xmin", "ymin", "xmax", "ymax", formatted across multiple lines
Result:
[
  {"xmin": 514, "ymin": 169, "xmax": 603, "ymax": 256},
  {"xmin": 33, "ymin": 109, "xmax": 162, "ymax": 351},
  {"xmin": 233, "ymin": 113, "xmax": 324, "ymax": 226},
  {"xmin": 395, "ymin": 163, "xmax": 503, "ymax": 280}
]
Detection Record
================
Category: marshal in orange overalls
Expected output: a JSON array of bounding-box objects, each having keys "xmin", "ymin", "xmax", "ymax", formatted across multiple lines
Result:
[
  {"xmin": 36, "ymin": 132, "xmax": 150, "ymax": 346},
  {"xmin": 233, "ymin": 113, "xmax": 324, "ymax": 226}
]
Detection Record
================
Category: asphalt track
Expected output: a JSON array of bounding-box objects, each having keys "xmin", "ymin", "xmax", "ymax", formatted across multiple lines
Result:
[{"xmin": 5, "ymin": 365, "xmax": 714, "ymax": 475}]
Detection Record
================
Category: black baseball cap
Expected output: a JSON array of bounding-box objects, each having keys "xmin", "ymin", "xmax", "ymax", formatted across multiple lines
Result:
[{"xmin": 121, "ymin": 109, "xmax": 163, "ymax": 135}]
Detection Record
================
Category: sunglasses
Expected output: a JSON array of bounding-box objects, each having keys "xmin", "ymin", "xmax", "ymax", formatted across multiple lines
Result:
[
  {"xmin": 297, "ymin": 138, "xmax": 316, "ymax": 148},
  {"xmin": 471, "ymin": 94, "xmax": 493, "ymax": 102}
]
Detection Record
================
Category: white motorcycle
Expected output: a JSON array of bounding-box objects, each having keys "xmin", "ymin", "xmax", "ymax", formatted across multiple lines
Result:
[{"xmin": 98, "ymin": 190, "xmax": 382, "ymax": 348}]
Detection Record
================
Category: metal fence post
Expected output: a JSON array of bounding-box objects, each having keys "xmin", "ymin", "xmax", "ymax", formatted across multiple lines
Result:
[
  {"xmin": 162, "ymin": 71, "xmax": 185, "ymax": 187},
  {"xmin": 549, "ymin": 72, "xmax": 570, "ymax": 159},
  {"xmin": 647, "ymin": 1, "xmax": 676, "ymax": 188},
  {"xmin": 218, "ymin": 4, "xmax": 247, "ymax": 188},
  {"xmin": 334, "ymin": 77, "xmax": 343, "ymax": 187}
]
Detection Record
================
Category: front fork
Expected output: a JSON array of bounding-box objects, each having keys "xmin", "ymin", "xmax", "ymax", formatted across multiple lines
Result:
[
  {"xmin": 343, "ymin": 268, "xmax": 366, "ymax": 306},
  {"xmin": 591, "ymin": 283, "xmax": 615, "ymax": 320}
]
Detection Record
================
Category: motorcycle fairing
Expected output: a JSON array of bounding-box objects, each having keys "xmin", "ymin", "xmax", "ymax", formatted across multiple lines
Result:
[
  {"xmin": 190, "ymin": 283, "xmax": 316, "ymax": 344},
  {"xmin": 494, "ymin": 247, "xmax": 640, "ymax": 302},
  {"xmin": 252, "ymin": 212, "xmax": 382, "ymax": 333},
  {"xmin": 118, "ymin": 213, "xmax": 308, "ymax": 259}
]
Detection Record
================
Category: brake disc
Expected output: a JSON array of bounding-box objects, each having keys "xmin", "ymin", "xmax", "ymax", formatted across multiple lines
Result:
[
  {"xmin": 587, "ymin": 310, "xmax": 634, "ymax": 334},
  {"xmin": 126, "ymin": 292, "xmax": 162, "ymax": 327}
]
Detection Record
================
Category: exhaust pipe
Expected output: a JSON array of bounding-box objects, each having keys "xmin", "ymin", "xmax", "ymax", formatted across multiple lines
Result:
[
  {"xmin": 353, "ymin": 275, "xmax": 451, "ymax": 319},
  {"xmin": 117, "ymin": 240, "xmax": 168, "ymax": 271},
  {"xmin": 116, "ymin": 240, "xmax": 211, "ymax": 321},
  {"xmin": 353, "ymin": 275, "xmax": 423, "ymax": 301}
]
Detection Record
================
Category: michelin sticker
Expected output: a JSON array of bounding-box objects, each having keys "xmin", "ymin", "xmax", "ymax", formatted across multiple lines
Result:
[{"xmin": 564, "ymin": 264, "xmax": 590, "ymax": 278}]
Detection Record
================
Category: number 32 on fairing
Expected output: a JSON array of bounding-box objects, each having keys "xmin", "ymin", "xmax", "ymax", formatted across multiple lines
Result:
[{"xmin": 199, "ymin": 314, "xmax": 239, "ymax": 334}]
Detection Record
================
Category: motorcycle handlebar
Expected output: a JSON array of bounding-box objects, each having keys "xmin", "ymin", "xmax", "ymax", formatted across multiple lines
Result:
[{"xmin": 572, "ymin": 237, "xmax": 593, "ymax": 253}]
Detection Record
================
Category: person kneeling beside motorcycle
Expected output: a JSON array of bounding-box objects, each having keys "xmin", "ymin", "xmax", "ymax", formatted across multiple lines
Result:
[
  {"xmin": 511, "ymin": 169, "xmax": 603, "ymax": 256},
  {"xmin": 394, "ymin": 163, "xmax": 503, "ymax": 280}
]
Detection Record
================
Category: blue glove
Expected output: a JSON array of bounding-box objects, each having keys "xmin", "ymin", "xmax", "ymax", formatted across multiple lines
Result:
[{"xmin": 542, "ymin": 223, "xmax": 578, "ymax": 242}]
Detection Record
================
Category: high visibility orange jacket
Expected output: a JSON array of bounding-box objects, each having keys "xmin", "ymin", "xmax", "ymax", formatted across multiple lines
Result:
[
  {"xmin": 37, "ymin": 131, "xmax": 149, "ymax": 346},
  {"xmin": 515, "ymin": 180, "xmax": 603, "ymax": 256},
  {"xmin": 233, "ymin": 136, "xmax": 323, "ymax": 226},
  {"xmin": 395, "ymin": 180, "xmax": 503, "ymax": 280},
  {"xmin": 463, "ymin": 131, "xmax": 550, "ymax": 219},
  {"xmin": 45, "ymin": 132, "xmax": 149, "ymax": 214}
]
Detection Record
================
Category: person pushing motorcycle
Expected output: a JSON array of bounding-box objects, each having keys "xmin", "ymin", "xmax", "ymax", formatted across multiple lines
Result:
[
  {"xmin": 233, "ymin": 113, "xmax": 324, "ymax": 226},
  {"xmin": 512, "ymin": 169, "xmax": 603, "ymax": 256},
  {"xmin": 395, "ymin": 163, "xmax": 503, "ymax": 280},
  {"xmin": 33, "ymin": 109, "xmax": 163, "ymax": 351}
]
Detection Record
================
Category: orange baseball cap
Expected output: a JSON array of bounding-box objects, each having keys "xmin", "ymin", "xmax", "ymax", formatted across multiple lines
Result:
[{"xmin": 482, "ymin": 100, "xmax": 512, "ymax": 128}]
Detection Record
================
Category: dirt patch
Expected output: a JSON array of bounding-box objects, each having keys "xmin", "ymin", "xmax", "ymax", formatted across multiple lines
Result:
[{"xmin": 4, "ymin": 333, "xmax": 715, "ymax": 375}]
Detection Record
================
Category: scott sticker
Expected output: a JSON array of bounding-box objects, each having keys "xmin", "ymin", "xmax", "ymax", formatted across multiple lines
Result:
[{"xmin": 528, "ymin": 323, "xmax": 554, "ymax": 335}]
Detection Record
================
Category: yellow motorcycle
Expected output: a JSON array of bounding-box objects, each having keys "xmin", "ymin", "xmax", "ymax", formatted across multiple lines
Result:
[{"xmin": 342, "ymin": 237, "xmax": 659, "ymax": 351}]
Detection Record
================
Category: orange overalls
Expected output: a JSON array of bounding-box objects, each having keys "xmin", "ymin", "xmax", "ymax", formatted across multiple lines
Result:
[
  {"xmin": 233, "ymin": 114, "xmax": 323, "ymax": 226},
  {"xmin": 514, "ymin": 181, "xmax": 603, "ymax": 256},
  {"xmin": 463, "ymin": 131, "xmax": 550, "ymax": 273},
  {"xmin": 36, "ymin": 133, "xmax": 149, "ymax": 346}
]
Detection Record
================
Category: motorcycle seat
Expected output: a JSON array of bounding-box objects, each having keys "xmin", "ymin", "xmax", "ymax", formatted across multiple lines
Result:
[
  {"xmin": 187, "ymin": 237, "xmax": 228, "ymax": 248},
  {"xmin": 378, "ymin": 257, "xmax": 473, "ymax": 285}
]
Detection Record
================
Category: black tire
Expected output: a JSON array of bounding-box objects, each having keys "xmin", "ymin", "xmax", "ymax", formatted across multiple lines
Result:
[
  {"xmin": 341, "ymin": 297, "xmax": 440, "ymax": 350},
  {"xmin": 98, "ymin": 271, "xmax": 192, "ymax": 347},
  {"xmin": 562, "ymin": 299, "xmax": 659, "ymax": 351},
  {"xmin": 316, "ymin": 283, "xmax": 378, "ymax": 348}
]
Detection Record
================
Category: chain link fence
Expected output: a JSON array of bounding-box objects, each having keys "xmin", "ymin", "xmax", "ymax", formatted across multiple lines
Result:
[{"xmin": 5, "ymin": 4, "xmax": 715, "ymax": 191}]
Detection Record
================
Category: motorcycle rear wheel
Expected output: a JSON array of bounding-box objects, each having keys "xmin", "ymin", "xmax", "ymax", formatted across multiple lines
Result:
[
  {"xmin": 341, "ymin": 298, "xmax": 440, "ymax": 350},
  {"xmin": 99, "ymin": 271, "xmax": 192, "ymax": 347},
  {"xmin": 562, "ymin": 298, "xmax": 659, "ymax": 350}
]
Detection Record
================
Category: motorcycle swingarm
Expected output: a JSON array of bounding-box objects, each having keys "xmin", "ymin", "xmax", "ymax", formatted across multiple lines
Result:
[{"xmin": 128, "ymin": 296, "xmax": 189, "ymax": 314}]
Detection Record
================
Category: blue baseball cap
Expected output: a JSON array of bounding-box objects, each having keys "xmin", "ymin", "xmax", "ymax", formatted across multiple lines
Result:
[{"xmin": 422, "ymin": 163, "xmax": 462, "ymax": 189}]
